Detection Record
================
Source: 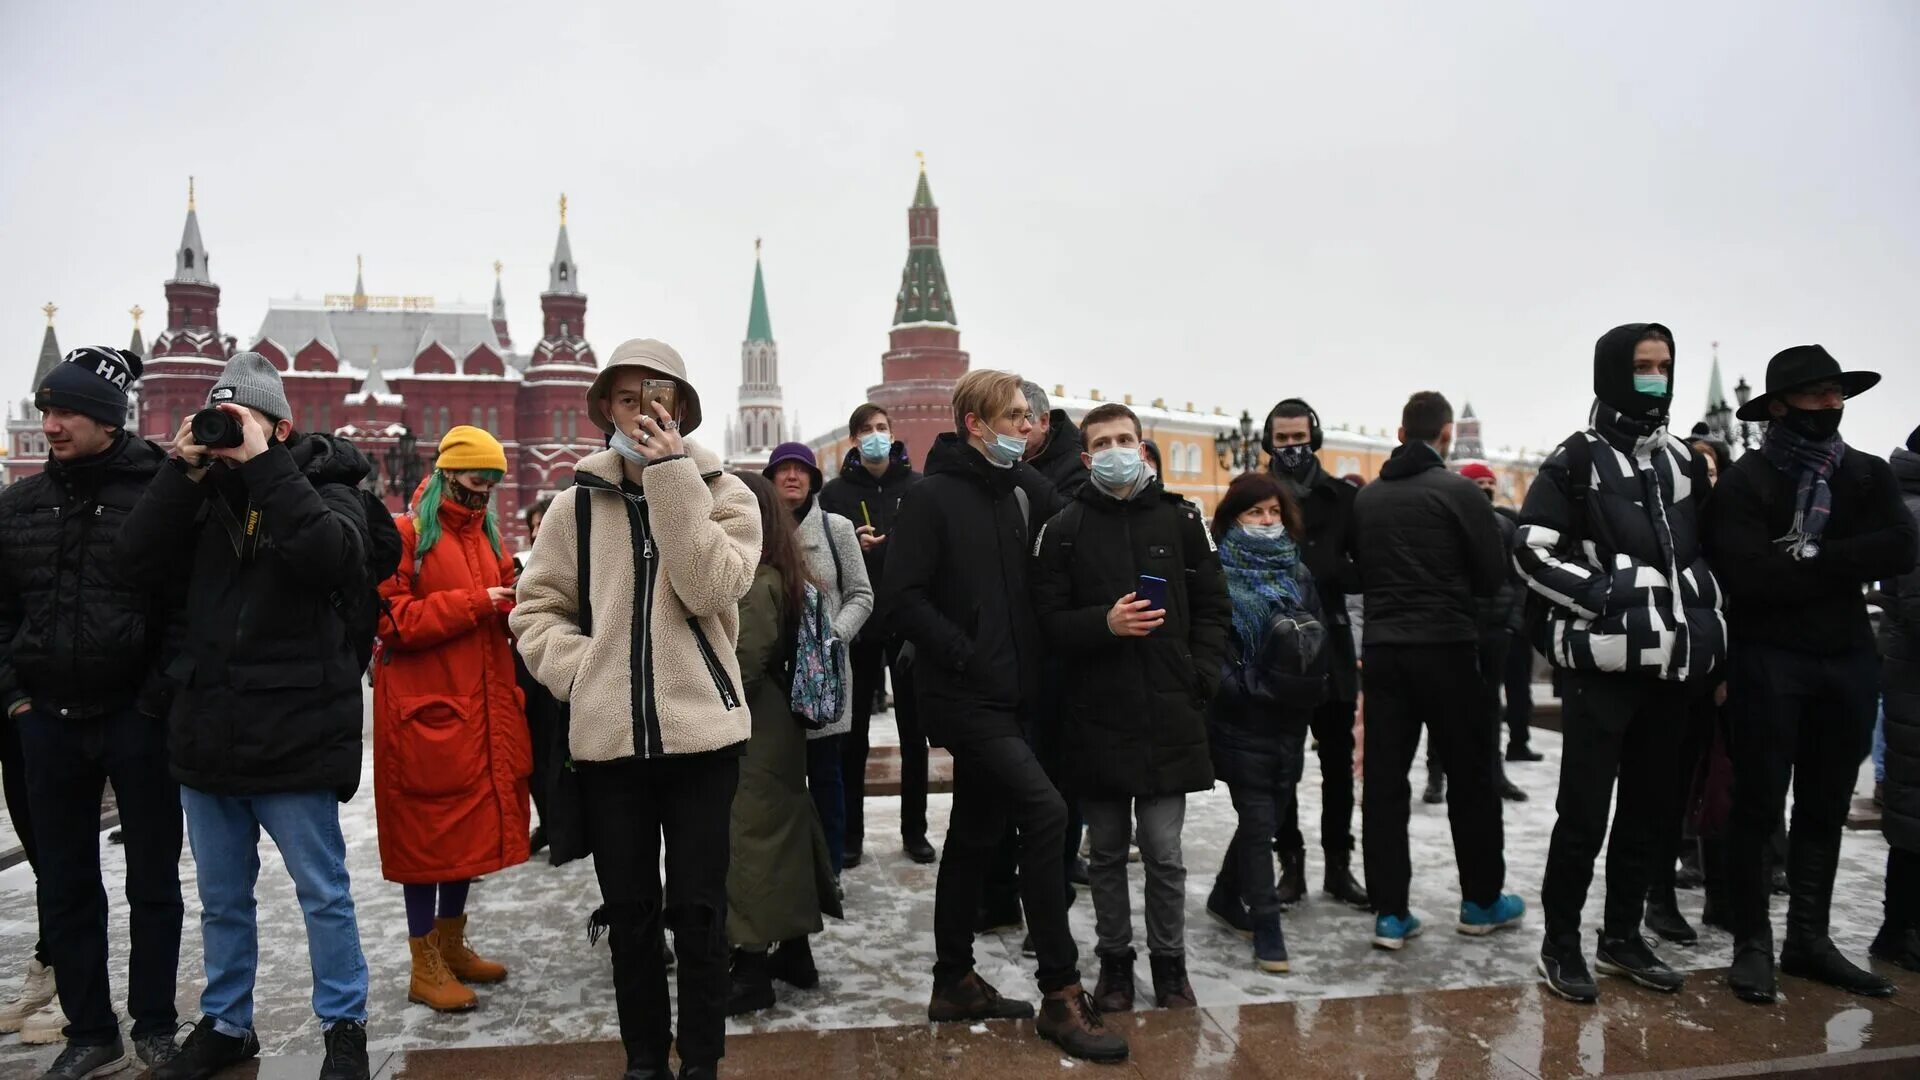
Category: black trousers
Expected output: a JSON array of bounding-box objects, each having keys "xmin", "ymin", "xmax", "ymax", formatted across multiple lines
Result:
[
  {"xmin": 1277, "ymin": 696, "xmax": 1356, "ymax": 859},
  {"xmin": 844, "ymin": 639, "xmax": 929, "ymax": 849},
  {"xmin": 934, "ymin": 727, "xmax": 1078, "ymax": 993},
  {"xmin": 1885, "ymin": 846, "xmax": 1920, "ymax": 937},
  {"xmin": 1651, "ymin": 688, "xmax": 1719, "ymax": 894},
  {"xmin": 582, "ymin": 753, "xmax": 740, "ymax": 1069},
  {"xmin": 1540, "ymin": 672, "xmax": 1688, "ymax": 947},
  {"xmin": 1727, "ymin": 643, "xmax": 1878, "ymax": 948},
  {"xmin": 1220, "ymin": 731, "xmax": 1307, "ymax": 917},
  {"xmin": 1430, "ymin": 634, "xmax": 1517, "ymax": 783},
  {"xmin": 1504, "ymin": 635, "xmax": 1537, "ymax": 751},
  {"xmin": 18, "ymin": 708, "xmax": 183, "ymax": 1044},
  {"xmin": 1, "ymin": 711, "xmax": 46, "ymax": 964},
  {"xmin": 1363, "ymin": 643, "xmax": 1504, "ymax": 918},
  {"xmin": 526, "ymin": 697, "xmax": 555, "ymax": 830}
]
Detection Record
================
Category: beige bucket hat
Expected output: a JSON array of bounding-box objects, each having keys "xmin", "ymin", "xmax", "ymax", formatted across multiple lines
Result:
[{"xmin": 587, "ymin": 338, "xmax": 704, "ymax": 436}]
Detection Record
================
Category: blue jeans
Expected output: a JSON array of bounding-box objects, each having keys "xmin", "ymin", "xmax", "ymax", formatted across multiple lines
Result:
[
  {"xmin": 807, "ymin": 736, "xmax": 845, "ymax": 874},
  {"xmin": 181, "ymin": 787, "xmax": 368, "ymax": 1035}
]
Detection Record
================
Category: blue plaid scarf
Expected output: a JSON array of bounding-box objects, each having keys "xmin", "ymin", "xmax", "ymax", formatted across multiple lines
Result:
[
  {"xmin": 1218, "ymin": 526, "xmax": 1307, "ymax": 668},
  {"xmin": 1760, "ymin": 421, "xmax": 1847, "ymax": 560}
]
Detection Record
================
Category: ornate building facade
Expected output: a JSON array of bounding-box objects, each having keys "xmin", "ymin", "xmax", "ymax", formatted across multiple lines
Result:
[{"xmin": 724, "ymin": 241, "xmax": 797, "ymax": 469}]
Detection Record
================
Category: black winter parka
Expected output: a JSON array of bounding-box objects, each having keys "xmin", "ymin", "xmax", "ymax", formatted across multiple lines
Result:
[{"xmin": 1352, "ymin": 442, "xmax": 1506, "ymax": 646}]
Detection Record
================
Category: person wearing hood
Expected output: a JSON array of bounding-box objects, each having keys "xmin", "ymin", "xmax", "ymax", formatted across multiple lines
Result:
[
  {"xmin": 1352, "ymin": 391, "xmax": 1520, "ymax": 952},
  {"xmin": 763, "ymin": 441, "xmax": 874, "ymax": 882},
  {"xmin": 371, "ymin": 427, "xmax": 530, "ymax": 1015},
  {"xmin": 1872, "ymin": 424, "xmax": 1920, "ymax": 973},
  {"xmin": 880, "ymin": 369, "xmax": 1127, "ymax": 1063},
  {"xmin": 818, "ymin": 404, "xmax": 935, "ymax": 865},
  {"xmin": 510, "ymin": 339, "xmax": 760, "ymax": 1080},
  {"xmin": 116, "ymin": 352, "xmax": 379, "ymax": 1080},
  {"xmin": 0, "ymin": 347, "xmax": 185, "ymax": 1077},
  {"xmin": 1032, "ymin": 403, "xmax": 1231, "ymax": 1012},
  {"xmin": 1515, "ymin": 323, "xmax": 1725, "ymax": 1004},
  {"xmin": 1261, "ymin": 398, "xmax": 1370, "ymax": 910},
  {"xmin": 1706, "ymin": 345, "xmax": 1918, "ymax": 1004}
]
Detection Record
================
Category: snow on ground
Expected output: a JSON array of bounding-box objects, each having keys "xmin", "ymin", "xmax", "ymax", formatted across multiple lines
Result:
[{"xmin": 0, "ymin": 707, "xmax": 1891, "ymax": 1073}]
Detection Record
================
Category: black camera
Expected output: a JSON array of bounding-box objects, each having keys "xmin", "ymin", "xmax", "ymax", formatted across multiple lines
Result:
[{"xmin": 191, "ymin": 407, "xmax": 245, "ymax": 450}]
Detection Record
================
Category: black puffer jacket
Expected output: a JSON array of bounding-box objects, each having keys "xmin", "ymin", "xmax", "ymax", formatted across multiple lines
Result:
[
  {"xmin": 1880, "ymin": 445, "xmax": 1920, "ymax": 854},
  {"xmin": 0, "ymin": 433, "xmax": 176, "ymax": 719},
  {"xmin": 1032, "ymin": 480, "xmax": 1231, "ymax": 798},
  {"xmin": 818, "ymin": 442, "xmax": 918, "ymax": 636},
  {"xmin": 116, "ymin": 435, "xmax": 374, "ymax": 799},
  {"xmin": 1284, "ymin": 466, "xmax": 1361, "ymax": 700},
  {"xmin": 1028, "ymin": 409, "xmax": 1089, "ymax": 500},
  {"xmin": 880, "ymin": 433, "xmax": 1050, "ymax": 747},
  {"xmin": 1352, "ymin": 442, "xmax": 1507, "ymax": 646},
  {"xmin": 1474, "ymin": 504, "xmax": 1524, "ymax": 639}
]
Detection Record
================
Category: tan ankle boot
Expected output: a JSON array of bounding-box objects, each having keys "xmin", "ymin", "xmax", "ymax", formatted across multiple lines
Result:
[
  {"xmin": 435, "ymin": 915, "xmax": 508, "ymax": 983},
  {"xmin": 410, "ymin": 934, "xmax": 478, "ymax": 1012}
]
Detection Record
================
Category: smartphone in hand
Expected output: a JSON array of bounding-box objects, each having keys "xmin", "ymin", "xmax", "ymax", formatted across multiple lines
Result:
[{"xmin": 1137, "ymin": 575, "xmax": 1169, "ymax": 619}]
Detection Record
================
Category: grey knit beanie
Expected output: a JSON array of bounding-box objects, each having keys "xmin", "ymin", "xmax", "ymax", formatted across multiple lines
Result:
[{"xmin": 208, "ymin": 352, "xmax": 292, "ymax": 421}]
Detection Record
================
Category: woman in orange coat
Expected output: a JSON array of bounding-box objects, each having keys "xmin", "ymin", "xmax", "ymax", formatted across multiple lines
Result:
[{"xmin": 373, "ymin": 426, "xmax": 531, "ymax": 1013}]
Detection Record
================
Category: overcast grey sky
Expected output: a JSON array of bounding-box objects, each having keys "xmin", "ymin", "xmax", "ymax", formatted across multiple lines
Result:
[{"xmin": 3, "ymin": 0, "xmax": 1915, "ymax": 458}]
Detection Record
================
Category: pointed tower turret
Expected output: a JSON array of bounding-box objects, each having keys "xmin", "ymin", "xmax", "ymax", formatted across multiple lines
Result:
[
  {"xmin": 869, "ymin": 154, "xmax": 970, "ymax": 468},
  {"xmin": 730, "ymin": 239, "xmax": 785, "ymax": 468},
  {"xmin": 1450, "ymin": 400, "xmax": 1485, "ymax": 461},
  {"xmin": 490, "ymin": 260, "xmax": 512, "ymax": 349},
  {"xmin": 6, "ymin": 303, "xmax": 64, "ymax": 480},
  {"xmin": 32, "ymin": 302, "xmax": 63, "ymax": 390},
  {"xmin": 351, "ymin": 254, "xmax": 368, "ymax": 311},
  {"xmin": 143, "ymin": 176, "xmax": 233, "ymax": 437},
  {"xmin": 127, "ymin": 305, "xmax": 145, "ymax": 357},
  {"xmin": 533, "ymin": 193, "xmax": 592, "ymax": 361},
  {"xmin": 518, "ymin": 193, "xmax": 599, "ymax": 498}
]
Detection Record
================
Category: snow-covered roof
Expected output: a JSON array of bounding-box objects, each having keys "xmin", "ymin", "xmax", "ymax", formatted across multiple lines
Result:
[{"xmin": 252, "ymin": 299, "xmax": 503, "ymax": 377}]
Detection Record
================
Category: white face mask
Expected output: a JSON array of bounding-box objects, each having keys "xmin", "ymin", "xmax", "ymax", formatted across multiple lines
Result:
[
  {"xmin": 610, "ymin": 428, "xmax": 649, "ymax": 464},
  {"xmin": 1089, "ymin": 446, "xmax": 1145, "ymax": 492},
  {"xmin": 979, "ymin": 429, "xmax": 1027, "ymax": 468},
  {"xmin": 1241, "ymin": 522, "xmax": 1287, "ymax": 541}
]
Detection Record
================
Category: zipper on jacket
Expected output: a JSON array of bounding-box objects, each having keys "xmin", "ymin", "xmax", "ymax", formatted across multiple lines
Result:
[{"xmin": 687, "ymin": 618, "xmax": 740, "ymax": 710}]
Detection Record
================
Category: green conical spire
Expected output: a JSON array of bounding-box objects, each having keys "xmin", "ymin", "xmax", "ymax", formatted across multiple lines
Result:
[
  {"xmin": 893, "ymin": 157, "xmax": 956, "ymax": 327},
  {"xmin": 746, "ymin": 240, "xmax": 773, "ymax": 342},
  {"xmin": 912, "ymin": 153, "xmax": 935, "ymax": 209},
  {"xmin": 1706, "ymin": 342, "xmax": 1727, "ymax": 410}
]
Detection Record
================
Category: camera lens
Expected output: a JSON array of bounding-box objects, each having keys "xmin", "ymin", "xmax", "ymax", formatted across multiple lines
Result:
[{"xmin": 192, "ymin": 407, "xmax": 244, "ymax": 450}]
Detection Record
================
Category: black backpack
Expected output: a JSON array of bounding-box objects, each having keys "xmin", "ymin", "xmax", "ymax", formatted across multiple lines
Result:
[{"xmin": 333, "ymin": 488, "xmax": 405, "ymax": 673}]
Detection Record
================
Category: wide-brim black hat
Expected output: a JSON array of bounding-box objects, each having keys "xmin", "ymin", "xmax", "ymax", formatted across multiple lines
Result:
[{"xmin": 1735, "ymin": 344, "xmax": 1881, "ymax": 421}]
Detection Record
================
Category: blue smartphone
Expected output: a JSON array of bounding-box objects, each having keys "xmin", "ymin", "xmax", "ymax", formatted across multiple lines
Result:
[{"xmin": 1137, "ymin": 575, "xmax": 1169, "ymax": 619}]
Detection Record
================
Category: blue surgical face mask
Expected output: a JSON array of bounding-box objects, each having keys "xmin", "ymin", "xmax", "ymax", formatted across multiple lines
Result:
[
  {"xmin": 609, "ymin": 428, "xmax": 649, "ymax": 464},
  {"xmin": 1089, "ymin": 446, "xmax": 1144, "ymax": 491},
  {"xmin": 979, "ymin": 429, "xmax": 1027, "ymax": 468},
  {"xmin": 859, "ymin": 431, "xmax": 891, "ymax": 462},
  {"xmin": 1633, "ymin": 374, "xmax": 1670, "ymax": 397},
  {"xmin": 1241, "ymin": 522, "xmax": 1287, "ymax": 541}
]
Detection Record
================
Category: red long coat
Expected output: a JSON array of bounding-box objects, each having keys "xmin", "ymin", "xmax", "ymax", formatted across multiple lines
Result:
[{"xmin": 373, "ymin": 496, "xmax": 532, "ymax": 884}]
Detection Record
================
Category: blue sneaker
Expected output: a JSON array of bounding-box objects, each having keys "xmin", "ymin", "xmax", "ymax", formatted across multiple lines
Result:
[
  {"xmin": 1458, "ymin": 894, "xmax": 1526, "ymax": 936},
  {"xmin": 1372, "ymin": 913, "xmax": 1423, "ymax": 951}
]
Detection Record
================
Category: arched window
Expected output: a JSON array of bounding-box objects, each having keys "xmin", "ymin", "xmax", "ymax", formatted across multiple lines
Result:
[
  {"xmin": 551, "ymin": 409, "xmax": 562, "ymax": 438},
  {"xmin": 487, "ymin": 407, "xmax": 499, "ymax": 434},
  {"xmin": 439, "ymin": 407, "xmax": 450, "ymax": 436},
  {"xmin": 567, "ymin": 410, "xmax": 578, "ymax": 441},
  {"xmin": 558, "ymin": 263, "xmax": 569, "ymax": 282},
  {"xmin": 471, "ymin": 405, "xmax": 484, "ymax": 429},
  {"xmin": 183, "ymin": 249, "xmax": 195, "ymax": 269}
]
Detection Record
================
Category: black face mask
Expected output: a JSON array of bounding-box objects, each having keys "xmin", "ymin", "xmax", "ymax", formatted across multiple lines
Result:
[
  {"xmin": 1273, "ymin": 444, "xmax": 1315, "ymax": 476},
  {"xmin": 449, "ymin": 483, "xmax": 491, "ymax": 510},
  {"xmin": 1481, "ymin": 487, "xmax": 1495, "ymax": 503},
  {"xmin": 1778, "ymin": 405, "xmax": 1843, "ymax": 442}
]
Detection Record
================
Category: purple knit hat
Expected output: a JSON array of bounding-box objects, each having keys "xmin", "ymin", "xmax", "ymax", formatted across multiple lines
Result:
[{"xmin": 763, "ymin": 441, "xmax": 822, "ymax": 491}]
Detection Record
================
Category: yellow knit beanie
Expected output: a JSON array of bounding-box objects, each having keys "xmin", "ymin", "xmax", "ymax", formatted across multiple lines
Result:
[{"xmin": 435, "ymin": 426, "xmax": 508, "ymax": 473}]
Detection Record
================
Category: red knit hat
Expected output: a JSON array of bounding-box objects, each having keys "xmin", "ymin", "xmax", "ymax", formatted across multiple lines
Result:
[{"xmin": 1458, "ymin": 462, "xmax": 1496, "ymax": 482}]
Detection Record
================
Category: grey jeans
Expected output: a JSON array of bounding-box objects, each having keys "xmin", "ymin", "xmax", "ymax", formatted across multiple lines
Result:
[{"xmin": 1082, "ymin": 795, "xmax": 1187, "ymax": 959}]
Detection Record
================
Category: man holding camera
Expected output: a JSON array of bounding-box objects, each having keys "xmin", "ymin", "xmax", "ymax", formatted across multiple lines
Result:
[
  {"xmin": 117, "ymin": 352, "xmax": 377, "ymax": 1080},
  {"xmin": 0, "ymin": 346, "xmax": 184, "ymax": 1079}
]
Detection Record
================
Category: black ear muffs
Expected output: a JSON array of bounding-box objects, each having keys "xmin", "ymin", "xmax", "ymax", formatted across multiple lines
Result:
[{"xmin": 1276, "ymin": 398, "xmax": 1324, "ymax": 451}]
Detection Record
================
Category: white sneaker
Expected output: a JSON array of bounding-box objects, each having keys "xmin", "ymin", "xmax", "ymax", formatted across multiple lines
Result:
[
  {"xmin": 18, "ymin": 996, "xmax": 68, "ymax": 1045},
  {"xmin": 0, "ymin": 958, "xmax": 56, "ymax": 1033}
]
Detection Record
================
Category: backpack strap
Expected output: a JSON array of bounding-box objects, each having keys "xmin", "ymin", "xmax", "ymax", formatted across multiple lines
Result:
[
  {"xmin": 819, "ymin": 511, "xmax": 845, "ymax": 595},
  {"xmin": 574, "ymin": 487, "xmax": 594, "ymax": 637},
  {"xmin": 1559, "ymin": 434, "xmax": 1594, "ymax": 556}
]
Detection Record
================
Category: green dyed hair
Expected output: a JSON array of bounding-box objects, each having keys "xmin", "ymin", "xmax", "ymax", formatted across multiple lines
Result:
[{"xmin": 414, "ymin": 469, "xmax": 505, "ymax": 562}]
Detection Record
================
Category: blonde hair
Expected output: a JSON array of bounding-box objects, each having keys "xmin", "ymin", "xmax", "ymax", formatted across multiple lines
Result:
[{"xmin": 951, "ymin": 369, "xmax": 1026, "ymax": 434}]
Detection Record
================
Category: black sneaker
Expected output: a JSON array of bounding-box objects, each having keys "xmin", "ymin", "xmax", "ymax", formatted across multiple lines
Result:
[
  {"xmin": 153, "ymin": 1018, "xmax": 260, "ymax": 1080},
  {"xmin": 135, "ymin": 1031, "xmax": 182, "ymax": 1069},
  {"xmin": 1422, "ymin": 775, "xmax": 1446, "ymax": 805},
  {"xmin": 41, "ymin": 1039, "xmax": 130, "ymax": 1080},
  {"xmin": 1538, "ymin": 944, "xmax": 1598, "ymax": 1003},
  {"xmin": 320, "ymin": 1020, "xmax": 369, "ymax": 1080},
  {"xmin": 1506, "ymin": 744, "xmax": 1544, "ymax": 763},
  {"xmin": 904, "ymin": 836, "xmax": 937, "ymax": 864},
  {"xmin": 1644, "ymin": 891, "xmax": 1698, "ymax": 946},
  {"xmin": 1019, "ymin": 933, "xmax": 1037, "ymax": 958},
  {"xmin": 843, "ymin": 849, "xmax": 863, "ymax": 870},
  {"xmin": 1499, "ymin": 777, "xmax": 1529, "ymax": 802},
  {"xmin": 1781, "ymin": 937, "xmax": 1896, "ymax": 998},
  {"xmin": 1595, "ymin": 934, "xmax": 1684, "ymax": 992}
]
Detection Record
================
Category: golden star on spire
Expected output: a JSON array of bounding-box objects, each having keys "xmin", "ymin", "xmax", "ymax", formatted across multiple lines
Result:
[
  {"xmin": 559, "ymin": 193, "xmax": 568, "ymax": 226},
  {"xmin": 755, "ymin": 236, "xmax": 762, "ymax": 256},
  {"xmin": 42, "ymin": 301, "xmax": 56, "ymax": 326},
  {"xmin": 130, "ymin": 304, "xmax": 144, "ymax": 327},
  {"xmin": 493, "ymin": 259, "xmax": 503, "ymax": 277},
  {"xmin": 188, "ymin": 176, "xmax": 196, "ymax": 211},
  {"xmin": 915, "ymin": 150, "xmax": 925, "ymax": 173}
]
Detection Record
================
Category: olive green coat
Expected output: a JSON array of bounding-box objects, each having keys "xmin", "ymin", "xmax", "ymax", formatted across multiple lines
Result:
[{"xmin": 726, "ymin": 566, "xmax": 842, "ymax": 947}]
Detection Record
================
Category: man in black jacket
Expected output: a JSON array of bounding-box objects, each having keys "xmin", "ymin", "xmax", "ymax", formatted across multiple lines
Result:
[
  {"xmin": 1516, "ymin": 323, "xmax": 1725, "ymax": 1003},
  {"xmin": 818, "ymin": 403, "xmax": 934, "ymax": 864},
  {"xmin": 1033, "ymin": 403, "xmax": 1231, "ymax": 1013},
  {"xmin": 1021, "ymin": 381, "xmax": 1090, "ymax": 499},
  {"xmin": 1707, "ymin": 345, "xmax": 1919, "ymax": 1004},
  {"xmin": 1352, "ymin": 391, "xmax": 1519, "ymax": 951},
  {"xmin": 0, "ymin": 347, "xmax": 183, "ymax": 1077},
  {"xmin": 1263, "ymin": 398, "xmax": 1369, "ymax": 909},
  {"xmin": 882, "ymin": 369, "xmax": 1126, "ymax": 1063},
  {"xmin": 117, "ymin": 353, "xmax": 376, "ymax": 1080}
]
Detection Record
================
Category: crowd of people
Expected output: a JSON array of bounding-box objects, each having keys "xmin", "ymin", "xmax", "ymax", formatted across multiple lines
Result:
[{"xmin": 0, "ymin": 322, "xmax": 1913, "ymax": 1078}]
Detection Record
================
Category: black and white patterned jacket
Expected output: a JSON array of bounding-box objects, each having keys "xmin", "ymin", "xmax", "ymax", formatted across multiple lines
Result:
[{"xmin": 1514, "ymin": 403, "xmax": 1725, "ymax": 682}]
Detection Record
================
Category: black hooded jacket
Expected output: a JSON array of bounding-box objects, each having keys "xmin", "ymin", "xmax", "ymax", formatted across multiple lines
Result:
[
  {"xmin": 880, "ymin": 433, "xmax": 1050, "ymax": 746},
  {"xmin": 116, "ymin": 434, "xmax": 375, "ymax": 799},
  {"xmin": 1029, "ymin": 408, "xmax": 1090, "ymax": 500},
  {"xmin": 1261, "ymin": 401, "xmax": 1362, "ymax": 699},
  {"xmin": 1878, "ymin": 445, "xmax": 1920, "ymax": 855},
  {"xmin": 818, "ymin": 441, "xmax": 919, "ymax": 634},
  {"xmin": 1352, "ymin": 442, "xmax": 1507, "ymax": 646},
  {"xmin": 1032, "ymin": 479, "xmax": 1231, "ymax": 798},
  {"xmin": 0, "ymin": 432, "xmax": 178, "ymax": 720}
]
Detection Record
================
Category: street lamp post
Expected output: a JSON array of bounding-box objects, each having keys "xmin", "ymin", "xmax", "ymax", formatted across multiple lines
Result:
[
  {"xmin": 1214, "ymin": 409, "xmax": 1262, "ymax": 475},
  {"xmin": 383, "ymin": 425, "xmax": 424, "ymax": 503},
  {"xmin": 1731, "ymin": 377, "xmax": 1763, "ymax": 454}
]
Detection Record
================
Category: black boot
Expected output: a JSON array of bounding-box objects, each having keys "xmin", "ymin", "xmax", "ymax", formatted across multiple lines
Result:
[
  {"xmin": 1323, "ymin": 853, "xmax": 1371, "ymax": 910},
  {"xmin": 1276, "ymin": 849, "xmax": 1307, "ymax": 909},
  {"xmin": 1870, "ymin": 925, "xmax": 1920, "ymax": 973},
  {"xmin": 1423, "ymin": 773, "xmax": 1446, "ymax": 805},
  {"xmin": 1780, "ymin": 937, "xmax": 1896, "ymax": 998},
  {"xmin": 1092, "ymin": 949, "xmax": 1136, "ymax": 1013},
  {"xmin": 1149, "ymin": 953, "xmax": 1196, "ymax": 1009},
  {"xmin": 1644, "ymin": 888, "xmax": 1698, "ymax": 946},
  {"xmin": 1699, "ymin": 838, "xmax": 1733, "ymax": 931},
  {"xmin": 725, "ymin": 949, "xmax": 776, "ymax": 1016},
  {"xmin": 768, "ymin": 936, "xmax": 819, "ymax": 990},
  {"xmin": 1728, "ymin": 939, "xmax": 1776, "ymax": 1004}
]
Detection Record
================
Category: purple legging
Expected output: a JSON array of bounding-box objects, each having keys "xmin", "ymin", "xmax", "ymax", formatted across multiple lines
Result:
[{"xmin": 403, "ymin": 880, "xmax": 471, "ymax": 939}]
